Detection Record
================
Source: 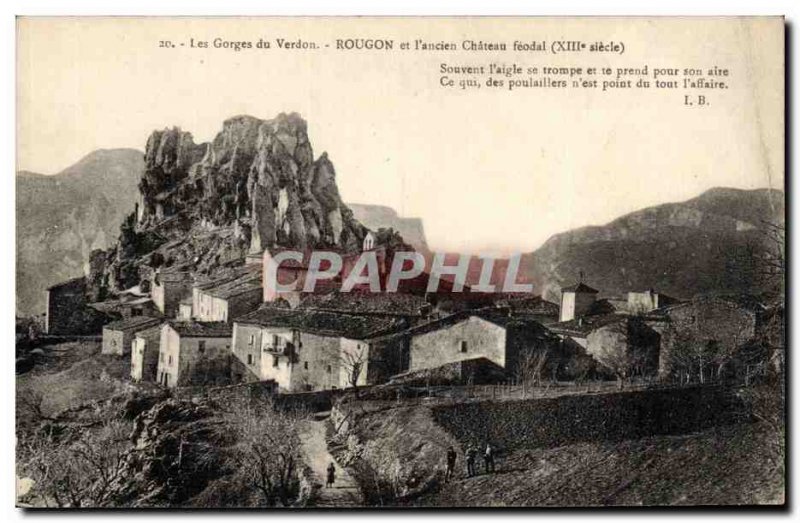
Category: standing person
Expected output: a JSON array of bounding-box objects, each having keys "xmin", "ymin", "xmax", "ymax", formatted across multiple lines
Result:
[
  {"xmin": 465, "ymin": 445, "xmax": 477, "ymax": 477},
  {"xmin": 484, "ymin": 443, "xmax": 495, "ymax": 474},
  {"xmin": 326, "ymin": 462, "xmax": 336, "ymax": 488},
  {"xmin": 445, "ymin": 446, "xmax": 457, "ymax": 482}
]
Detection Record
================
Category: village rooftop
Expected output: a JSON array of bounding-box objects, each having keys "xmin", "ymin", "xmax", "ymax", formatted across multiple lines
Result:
[{"xmin": 265, "ymin": 250, "xmax": 533, "ymax": 294}]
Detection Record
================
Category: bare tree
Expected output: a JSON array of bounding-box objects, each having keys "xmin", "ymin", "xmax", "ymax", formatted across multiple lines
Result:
[
  {"xmin": 223, "ymin": 398, "xmax": 306, "ymax": 507},
  {"xmin": 515, "ymin": 349, "xmax": 549, "ymax": 387},
  {"xmin": 341, "ymin": 345, "xmax": 367, "ymax": 396},
  {"xmin": 665, "ymin": 326, "xmax": 713, "ymax": 384},
  {"xmin": 757, "ymin": 220, "xmax": 785, "ymax": 291},
  {"xmin": 21, "ymin": 419, "xmax": 130, "ymax": 507}
]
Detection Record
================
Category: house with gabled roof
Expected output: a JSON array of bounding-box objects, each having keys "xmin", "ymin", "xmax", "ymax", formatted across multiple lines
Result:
[
  {"xmin": 231, "ymin": 306, "xmax": 407, "ymax": 392},
  {"xmin": 192, "ymin": 264, "xmax": 263, "ymax": 323},
  {"xmin": 370, "ymin": 309, "xmax": 561, "ymax": 381},
  {"xmin": 151, "ymin": 269, "xmax": 193, "ymax": 317},
  {"xmin": 156, "ymin": 321, "xmax": 233, "ymax": 388},
  {"xmin": 559, "ymin": 281, "xmax": 600, "ymax": 322},
  {"xmin": 102, "ymin": 316, "xmax": 163, "ymax": 356},
  {"xmin": 131, "ymin": 326, "xmax": 162, "ymax": 382}
]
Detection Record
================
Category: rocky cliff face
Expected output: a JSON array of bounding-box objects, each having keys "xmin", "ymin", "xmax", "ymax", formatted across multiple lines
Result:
[
  {"xmin": 139, "ymin": 113, "xmax": 366, "ymax": 254},
  {"xmin": 523, "ymin": 188, "xmax": 784, "ymax": 301},
  {"xmin": 92, "ymin": 113, "xmax": 372, "ymax": 296}
]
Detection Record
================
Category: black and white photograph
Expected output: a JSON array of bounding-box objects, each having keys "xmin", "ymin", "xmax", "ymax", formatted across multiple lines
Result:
[{"xmin": 11, "ymin": 13, "xmax": 788, "ymax": 511}]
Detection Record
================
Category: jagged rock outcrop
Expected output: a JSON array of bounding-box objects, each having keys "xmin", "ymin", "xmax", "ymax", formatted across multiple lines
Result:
[
  {"xmin": 86, "ymin": 113, "xmax": 376, "ymax": 297},
  {"xmin": 138, "ymin": 113, "xmax": 367, "ymax": 254}
]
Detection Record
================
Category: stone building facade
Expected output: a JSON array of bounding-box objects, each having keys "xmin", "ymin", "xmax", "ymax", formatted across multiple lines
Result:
[
  {"xmin": 395, "ymin": 311, "xmax": 559, "ymax": 378},
  {"xmin": 231, "ymin": 307, "xmax": 405, "ymax": 392},
  {"xmin": 652, "ymin": 295, "xmax": 763, "ymax": 378},
  {"xmin": 559, "ymin": 282, "xmax": 599, "ymax": 322},
  {"xmin": 45, "ymin": 277, "xmax": 87, "ymax": 334},
  {"xmin": 151, "ymin": 270, "xmax": 193, "ymax": 318},
  {"xmin": 156, "ymin": 322, "xmax": 233, "ymax": 388},
  {"xmin": 193, "ymin": 267, "xmax": 263, "ymax": 323},
  {"xmin": 131, "ymin": 326, "xmax": 162, "ymax": 382},
  {"xmin": 101, "ymin": 316, "xmax": 162, "ymax": 356}
]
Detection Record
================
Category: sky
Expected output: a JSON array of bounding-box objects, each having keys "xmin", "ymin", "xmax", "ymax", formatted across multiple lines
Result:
[{"xmin": 17, "ymin": 17, "xmax": 784, "ymax": 254}]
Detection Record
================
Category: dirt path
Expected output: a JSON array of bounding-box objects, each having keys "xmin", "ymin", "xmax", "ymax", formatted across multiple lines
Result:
[{"xmin": 298, "ymin": 418, "xmax": 363, "ymax": 507}]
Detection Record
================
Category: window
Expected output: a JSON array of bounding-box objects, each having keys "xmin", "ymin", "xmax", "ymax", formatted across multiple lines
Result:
[
  {"xmin": 460, "ymin": 340, "xmax": 468, "ymax": 353},
  {"xmin": 249, "ymin": 334, "xmax": 254, "ymax": 346},
  {"xmin": 168, "ymin": 355, "xmax": 173, "ymax": 365},
  {"xmin": 327, "ymin": 365, "xmax": 332, "ymax": 373},
  {"xmin": 199, "ymin": 340, "xmax": 206, "ymax": 353},
  {"xmin": 273, "ymin": 356, "xmax": 279, "ymax": 368},
  {"xmin": 304, "ymin": 361, "xmax": 308, "ymax": 370},
  {"xmin": 247, "ymin": 354, "xmax": 254, "ymax": 365}
]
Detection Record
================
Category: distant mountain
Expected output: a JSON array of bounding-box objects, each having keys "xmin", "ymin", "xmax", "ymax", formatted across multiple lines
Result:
[
  {"xmin": 16, "ymin": 149, "xmax": 144, "ymax": 315},
  {"xmin": 523, "ymin": 187, "xmax": 784, "ymax": 302},
  {"xmin": 348, "ymin": 204, "xmax": 430, "ymax": 254}
]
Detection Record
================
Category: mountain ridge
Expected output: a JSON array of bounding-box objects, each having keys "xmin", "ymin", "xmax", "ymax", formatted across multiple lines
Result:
[{"xmin": 523, "ymin": 187, "xmax": 784, "ymax": 302}]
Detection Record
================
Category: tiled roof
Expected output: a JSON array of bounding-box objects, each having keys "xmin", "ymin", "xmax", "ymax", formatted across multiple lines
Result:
[
  {"xmin": 298, "ymin": 291, "xmax": 430, "ymax": 316},
  {"xmin": 235, "ymin": 306, "xmax": 406, "ymax": 340},
  {"xmin": 168, "ymin": 321, "xmax": 232, "ymax": 338},
  {"xmin": 372, "ymin": 308, "xmax": 548, "ymax": 342},
  {"xmin": 234, "ymin": 305, "xmax": 298, "ymax": 325},
  {"xmin": 548, "ymin": 313, "xmax": 628, "ymax": 337},
  {"xmin": 652, "ymin": 293, "xmax": 765, "ymax": 315},
  {"xmin": 195, "ymin": 264, "xmax": 262, "ymax": 290},
  {"xmin": 104, "ymin": 316, "xmax": 163, "ymax": 332},
  {"xmin": 561, "ymin": 282, "xmax": 600, "ymax": 294},
  {"xmin": 155, "ymin": 270, "xmax": 193, "ymax": 283},
  {"xmin": 46, "ymin": 276, "xmax": 85, "ymax": 291},
  {"xmin": 204, "ymin": 276, "xmax": 262, "ymax": 300},
  {"xmin": 135, "ymin": 325, "xmax": 164, "ymax": 340}
]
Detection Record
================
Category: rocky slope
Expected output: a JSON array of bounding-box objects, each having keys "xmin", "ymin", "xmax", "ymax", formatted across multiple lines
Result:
[
  {"xmin": 522, "ymin": 188, "xmax": 784, "ymax": 302},
  {"xmin": 16, "ymin": 149, "xmax": 144, "ymax": 315},
  {"xmin": 349, "ymin": 204, "xmax": 429, "ymax": 255},
  {"xmin": 90, "ymin": 113, "xmax": 376, "ymax": 297}
]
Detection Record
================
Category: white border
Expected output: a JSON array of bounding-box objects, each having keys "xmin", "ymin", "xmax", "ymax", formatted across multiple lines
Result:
[{"xmin": 3, "ymin": 1, "xmax": 797, "ymax": 522}]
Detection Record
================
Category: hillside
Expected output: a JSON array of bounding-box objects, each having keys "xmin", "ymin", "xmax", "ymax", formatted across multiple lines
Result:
[
  {"xmin": 87, "ymin": 113, "xmax": 382, "ymax": 299},
  {"xmin": 348, "ymin": 204, "xmax": 430, "ymax": 255},
  {"xmin": 16, "ymin": 149, "xmax": 144, "ymax": 315},
  {"xmin": 522, "ymin": 187, "xmax": 784, "ymax": 302}
]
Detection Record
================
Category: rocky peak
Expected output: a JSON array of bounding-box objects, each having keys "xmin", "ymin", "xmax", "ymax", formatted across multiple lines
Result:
[{"xmin": 93, "ymin": 113, "xmax": 378, "ymax": 294}]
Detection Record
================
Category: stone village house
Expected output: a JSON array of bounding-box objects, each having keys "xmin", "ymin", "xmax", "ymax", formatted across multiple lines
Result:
[
  {"xmin": 231, "ymin": 306, "xmax": 406, "ymax": 392},
  {"xmin": 130, "ymin": 326, "xmax": 162, "ymax": 382},
  {"xmin": 192, "ymin": 265, "xmax": 263, "ymax": 323},
  {"xmin": 155, "ymin": 321, "xmax": 233, "ymax": 388},
  {"xmin": 384, "ymin": 309, "xmax": 562, "ymax": 380},
  {"xmin": 102, "ymin": 316, "xmax": 163, "ymax": 356},
  {"xmin": 44, "ymin": 277, "xmax": 88, "ymax": 334},
  {"xmin": 649, "ymin": 295, "xmax": 766, "ymax": 380},
  {"xmin": 151, "ymin": 269, "xmax": 193, "ymax": 317}
]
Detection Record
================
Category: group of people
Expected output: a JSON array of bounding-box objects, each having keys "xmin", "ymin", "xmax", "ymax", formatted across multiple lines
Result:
[
  {"xmin": 325, "ymin": 443, "xmax": 497, "ymax": 489},
  {"xmin": 445, "ymin": 443, "xmax": 495, "ymax": 481}
]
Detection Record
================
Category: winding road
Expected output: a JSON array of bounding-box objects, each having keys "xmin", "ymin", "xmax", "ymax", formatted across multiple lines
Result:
[{"xmin": 298, "ymin": 418, "xmax": 363, "ymax": 507}]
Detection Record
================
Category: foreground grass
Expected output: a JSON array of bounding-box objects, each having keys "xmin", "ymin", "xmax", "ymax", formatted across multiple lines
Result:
[
  {"xmin": 17, "ymin": 341, "xmax": 133, "ymax": 419},
  {"xmin": 414, "ymin": 422, "xmax": 783, "ymax": 507}
]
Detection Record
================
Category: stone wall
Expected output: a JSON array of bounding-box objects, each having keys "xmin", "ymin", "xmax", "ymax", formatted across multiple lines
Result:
[
  {"xmin": 431, "ymin": 386, "xmax": 747, "ymax": 452},
  {"xmin": 45, "ymin": 277, "xmax": 88, "ymax": 335}
]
